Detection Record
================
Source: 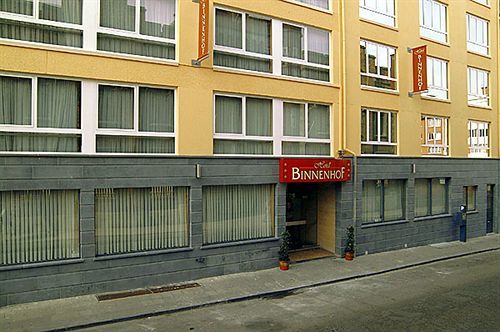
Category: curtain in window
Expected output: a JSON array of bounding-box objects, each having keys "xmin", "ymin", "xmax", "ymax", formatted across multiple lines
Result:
[
  {"xmin": 214, "ymin": 52, "xmax": 272, "ymax": 73},
  {"xmin": 100, "ymin": 0, "xmax": 135, "ymax": 31},
  {"xmin": 96, "ymin": 135, "xmax": 174, "ymax": 154},
  {"xmin": 0, "ymin": 133, "xmax": 80, "ymax": 152},
  {"xmin": 0, "ymin": 190, "xmax": 79, "ymax": 265},
  {"xmin": 97, "ymin": 33, "xmax": 175, "ymax": 60},
  {"xmin": 308, "ymin": 28, "xmax": 329, "ymax": 65},
  {"xmin": 39, "ymin": 0, "xmax": 82, "ymax": 24},
  {"xmin": 213, "ymin": 139, "xmax": 272, "ymax": 155},
  {"xmin": 368, "ymin": 111, "xmax": 378, "ymax": 141},
  {"xmin": 308, "ymin": 104, "xmax": 329, "ymax": 139},
  {"xmin": 362, "ymin": 181, "xmax": 381, "ymax": 222},
  {"xmin": 361, "ymin": 110, "xmax": 367, "ymax": 141},
  {"xmin": 282, "ymin": 142, "xmax": 329, "ymax": 156},
  {"xmin": 215, "ymin": 96, "xmax": 242, "ymax": 134},
  {"xmin": 0, "ymin": 76, "xmax": 31, "ymax": 125},
  {"xmin": 139, "ymin": 87, "xmax": 174, "ymax": 133},
  {"xmin": 203, "ymin": 184, "xmax": 274, "ymax": 245},
  {"xmin": 298, "ymin": 0, "xmax": 329, "ymax": 9},
  {"xmin": 215, "ymin": 9, "xmax": 242, "ymax": 48},
  {"xmin": 37, "ymin": 78, "xmax": 80, "ymax": 129},
  {"xmin": 391, "ymin": 112, "xmax": 397, "ymax": 143},
  {"xmin": 283, "ymin": 24, "xmax": 303, "ymax": 59},
  {"xmin": 98, "ymin": 85, "xmax": 134, "ymax": 129},
  {"xmin": 380, "ymin": 112, "xmax": 389, "ymax": 142},
  {"xmin": 246, "ymin": 98, "xmax": 272, "ymax": 136},
  {"xmin": 282, "ymin": 62, "xmax": 330, "ymax": 82},
  {"xmin": 140, "ymin": 0, "xmax": 175, "ymax": 39},
  {"xmin": 384, "ymin": 180, "xmax": 404, "ymax": 221},
  {"xmin": 95, "ymin": 187, "xmax": 189, "ymax": 255},
  {"xmin": 246, "ymin": 15, "xmax": 270, "ymax": 55},
  {"xmin": 431, "ymin": 179, "xmax": 446, "ymax": 215},
  {"xmin": 283, "ymin": 103, "xmax": 305, "ymax": 136},
  {"xmin": 415, "ymin": 179, "xmax": 429, "ymax": 217},
  {"xmin": 360, "ymin": 42, "xmax": 367, "ymax": 73},
  {"xmin": 0, "ymin": 0, "xmax": 33, "ymax": 15}
]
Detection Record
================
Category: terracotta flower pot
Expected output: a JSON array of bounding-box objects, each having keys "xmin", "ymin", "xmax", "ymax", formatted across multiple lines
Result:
[
  {"xmin": 344, "ymin": 251, "xmax": 354, "ymax": 261},
  {"xmin": 279, "ymin": 260, "xmax": 289, "ymax": 270}
]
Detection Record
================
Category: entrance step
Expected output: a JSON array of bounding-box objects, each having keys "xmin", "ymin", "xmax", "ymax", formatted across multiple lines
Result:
[{"xmin": 289, "ymin": 248, "xmax": 334, "ymax": 263}]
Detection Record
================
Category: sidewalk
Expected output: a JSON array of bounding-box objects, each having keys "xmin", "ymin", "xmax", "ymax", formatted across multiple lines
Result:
[{"xmin": 1, "ymin": 234, "xmax": 499, "ymax": 332}]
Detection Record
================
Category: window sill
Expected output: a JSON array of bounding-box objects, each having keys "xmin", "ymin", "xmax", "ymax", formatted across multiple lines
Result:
[
  {"xmin": 361, "ymin": 219, "xmax": 409, "ymax": 228},
  {"xmin": 419, "ymin": 36, "xmax": 450, "ymax": 48},
  {"xmin": 420, "ymin": 95, "xmax": 451, "ymax": 104},
  {"xmin": 414, "ymin": 213, "xmax": 452, "ymax": 222},
  {"xmin": 201, "ymin": 237, "xmax": 279, "ymax": 250},
  {"xmin": 94, "ymin": 247, "xmax": 193, "ymax": 261},
  {"xmin": 467, "ymin": 50, "xmax": 491, "ymax": 59},
  {"xmin": 467, "ymin": 104, "xmax": 492, "ymax": 110},
  {"xmin": 360, "ymin": 85, "xmax": 399, "ymax": 95},
  {"xmin": 359, "ymin": 17, "xmax": 398, "ymax": 31},
  {"xmin": 0, "ymin": 258, "xmax": 83, "ymax": 271}
]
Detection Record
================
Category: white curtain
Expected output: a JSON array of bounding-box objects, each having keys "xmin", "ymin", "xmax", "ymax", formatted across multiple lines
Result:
[
  {"xmin": 308, "ymin": 28, "xmax": 329, "ymax": 65},
  {"xmin": 139, "ymin": 87, "xmax": 174, "ymax": 133},
  {"xmin": 283, "ymin": 102, "xmax": 305, "ymax": 137},
  {"xmin": 246, "ymin": 97, "xmax": 272, "ymax": 137},
  {"xmin": 384, "ymin": 180, "xmax": 404, "ymax": 221},
  {"xmin": 362, "ymin": 180, "xmax": 381, "ymax": 222},
  {"xmin": 140, "ymin": 0, "xmax": 176, "ymax": 39},
  {"xmin": 215, "ymin": 96, "xmax": 242, "ymax": 134},
  {"xmin": 0, "ymin": 190, "xmax": 80, "ymax": 265},
  {"xmin": 95, "ymin": 187, "xmax": 189, "ymax": 255},
  {"xmin": 298, "ymin": 0, "xmax": 329, "ymax": 9},
  {"xmin": 203, "ymin": 184, "xmax": 275, "ymax": 245},
  {"xmin": 0, "ymin": 75, "xmax": 31, "ymax": 126},
  {"xmin": 308, "ymin": 104, "xmax": 329, "ymax": 139}
]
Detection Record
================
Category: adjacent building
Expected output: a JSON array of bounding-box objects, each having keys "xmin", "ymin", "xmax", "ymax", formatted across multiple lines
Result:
[{"xmin": 0, "ymin": 0, "xmax": 498, "ymax": 305}]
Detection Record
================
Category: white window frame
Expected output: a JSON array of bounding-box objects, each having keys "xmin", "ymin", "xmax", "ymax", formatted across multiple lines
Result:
[
  {"xmin": 287, "ymin": 0, "xmax": 331, "ymax": 12},
  {"xmin": 0, "ymin": 73, "xmax": 82, "ymax": 154},
  {"xmin": 471, "ymin": 0, "xmax": 490, "ymax": 7},
  {"xmin": 359, "ymin": 0, "xmax": 396, "ymax": 27},
  {"xmin": 360, "ymin": 40, "xmax": 398, "ymax": 91},
  {"xmin": 468, "ymin": 120, "xmax": 489, "ymax": 157},
  {"xmin": 95, "ymin": 83, "xmax": 176, "ymax": 155},
  {"xmin": 423, "ymin": 57, "xmax": 448, "ymax": 100},
  {"xmin": 467, "ymin": 67, "xmax": 490, "ymax": 107},
  {"xmin": 421, "ymin": 115, "xmax": 448, "ymax": 156},
  {"xmin": 466, "ymin": 14, "xmax": 489, "ymax": 55},
  {"xmin": 419, "ymin": 0, "xmax": 448, "ymax": 43},
  {"xmin": 361, "ymin": 108, "xmax": 397, "ymax": 154},
  {"xmin": 96, "ymin": 0, "xmax": 177, "ymax": 60}
]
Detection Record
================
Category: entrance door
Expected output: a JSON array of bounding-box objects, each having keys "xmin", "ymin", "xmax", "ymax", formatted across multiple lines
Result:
[
  {"xmin": 486, "ymin": 185, "xmax": 494, "ymax": 233},
  {"xmin": 286, "ymin": 184, "xmax": 318, "ymax": 250}
]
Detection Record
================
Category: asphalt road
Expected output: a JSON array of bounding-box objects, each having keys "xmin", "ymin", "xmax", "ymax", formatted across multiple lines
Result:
[{"xmin": 84, "ymin": 250, "xmax": 500, "ymax": 332}]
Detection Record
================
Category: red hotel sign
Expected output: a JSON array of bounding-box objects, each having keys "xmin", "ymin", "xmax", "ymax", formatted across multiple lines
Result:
[
  {"xmin": 412, "ymin": 45, "xmax": 427, "ymax": 93},
  {"xmin": 197, "ymin": 0, "xmax": 209, "ymax": 60},
  {"xmin": 279, "ymin": 158, "xmax": 351, "ymax": 183}
]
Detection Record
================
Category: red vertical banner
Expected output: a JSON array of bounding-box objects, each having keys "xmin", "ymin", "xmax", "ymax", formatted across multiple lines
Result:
[
  {"xmin": 198, "ymin": 0, "xmax": 209, "ymax": 61},
  {"xmin": 412, "ymin": 45, "xmax": 427, "ymax": 93}
]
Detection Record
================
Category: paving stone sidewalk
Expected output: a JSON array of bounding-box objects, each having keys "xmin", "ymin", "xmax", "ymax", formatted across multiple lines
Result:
[{"xmin": 1, "ymin": 234, "xmax": 499, "ymax": 332}]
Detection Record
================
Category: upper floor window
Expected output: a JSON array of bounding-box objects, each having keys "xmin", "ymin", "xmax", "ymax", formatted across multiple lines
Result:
[
  {"xmin": 359, "ymin": 0, "xmax": 396, "ymax": 27},
  {"xmin": 471, "ymin": 0, "xmax": 490, "ymax": 6},
  {"xmin": 467, "ymin": 67, "xmax": 489, "ymax": 107},
  {"xmin": 466, "ymin": 14, "xmax": 489, "ymax": 55},
  {"xmin": 423, "ymin": 57, "xmax": 448, "ymax": 100},
  {"xmin": 98, "ymin": 0, "xmax": 176, "ymax": 60},
  {"xmin": 0, "ymin": 0, "xmax": 83, "ymax": 47},
  {"xmin": 293, "ymin": 0, "xmax": 329, "ymax": 10},
  {"xmin": 360, "ymin": 40, "xmax": 397, "ymax": 90},
  {"xmin": 420, "ymin": 0, "xmax": 447, "ymax": 43},
  {"xmin": 468, "ymin": 120, "xmax": 489, "ymax": 158},
  {"xmin": 421, "ymin": 115, "xmax": 448, "ymax": 156},
  {"xmin": 361, "ymin": 108, "xmax": 397, "ymax": 155},
  {"xmin": 0, "ymin": 74, "xmax": 81, "ymax": 152}
]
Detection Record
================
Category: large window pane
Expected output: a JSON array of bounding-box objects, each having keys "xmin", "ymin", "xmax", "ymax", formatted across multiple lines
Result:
[
  {"xmin": 100, "ymin": 0, "xmax": 135, "ymax": 31},
  {"xmin": 203, "ymin": 184, "xmax": 275, "ymax": 245},
  {"xmin": 215, "ymin": 96, "xmax": 242, "ymax": 134},
  {"xmin": 308, "ymin": 104, "xmax": 329, "ymax": 139},
  {"xmin": 308, "ymin": 28, "xmax": 329, "ymax": 65},
  {"xmin": 0, "ymin": 0, "xmax": 33, "ymax": 15},
  {"xmin": 98, "ymin": 85, "xmax": 134, "ymax": 129},
  {"xmin": 0, "ymin": 76, "xmax": 31, "ymax": 125},
  {"xmin": 384, "ymin": 180, "xmax": 404, "ymax": 221},
  {"xmin": 283, "ymin": 24, "xmax": 303, "ymax": 59},
  {"xmin": 415, "ymin": 179, "xmax": 429, "ymax": 217},
  {"xmin": 37, "ymin": 78, "xmax": 80, "ymax": 129},
  {"xmin": 39, "ymin": 0, "xmax": 82, "ymax": 24},
  {"xmin": 139, "ymin": 87, "xmax": 174, "ymax": 133},
  {"xmin": 246, "ymin": 15, "xmax": 270, "ymax": 55},
  {"xmin": 0, "ymin": 189, "xmax": 80, "ymax": 265},
  {"xmin": 362, "ymin": 180, "xmax": 381, "ymax": 222},
  {"xmin": 283, "ymin": 103, "xmax": 305, "ymax": 136},
  {"xmin": 431, "ymin": 178, "xmax": 446, "ymax": 215},
  {"xmin": 215, "ymin": 9, "xmax": 242, "ymax": 49},
  {"xmin": 95, "ymin": 187, "xmax": 189, "ymax": 255},
  {"xmin": 246, "ymin": 98, "xmax": 272, "ymax": 136},
  {"xmin": 139, "ymin": 0, "xmax": 175, "ymax": 39}
]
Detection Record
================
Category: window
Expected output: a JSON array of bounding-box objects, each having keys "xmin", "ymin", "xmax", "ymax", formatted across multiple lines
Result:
[
  {"xmin": 415, "ymin": 178, "xmax": 448, "ymax": 217},
  {"xmin": 0, "ymin": 74, "xmax": 81, "ymax": 152},
  {"xmin": 420, "ymin": 0, "xmax": 447, "ymax": 43},
  {"xmin": 463, "ymin": 186, "xmax": 477, "ymax": 212},
  {"xmin": 96, "ymin": 84, "xmax": 175, "ymax": 154},
  {"xmin": 282, "ymin": 102, "xmax": 330, "ymax": 155},
  {"xmin": 0, "ymin": 189, "xmax": 80, "ymax": 265},
  {"xmin": 472, "ymin": 0, "xmax": 489, "ymax": 5},
  {"xmin": 468, "ymin": 120, "xmax": 489, "ymax": 157},
  {"xmin": 421, "ymin": 115, "xmax": 448, "ymax": 156},
  {"xmin": 362, "ymin": 179, "xmax": 405, "ymax": 223},
  {"xmin": 361, "ymin": 108, "xmax": 397, "ymax": 154},
  {"xmin": 214, "ymin": 95, "xmax": 273, "ymax": 155},
  {"xmin": 0, "ymin": 0, "xmax": 83, "ymax": 47},
  {"xmin": 203, "ymin": 184, "xmax": 275, "ymax": 245},
  {"xmin": 359, "ymin": 0, "xmax": 396, "ymax": 27},
  {"xmin": 95, "ymin": 186, "xmax": 189, "ymax": 256},
  {"xmin": 214, "ymin": 8, "xmax": 272, "ymax": 73},
  {"xmin": 466, "ymin": 14, "xmax": 489, "ymax": 55},
  {"xmin": 98, "ymin": 0, "xmax": 176, "ymax": 60},
  {"xmin": 467, "ymin": 67, "xmax": 489, "ymax": 107},
  {"xmin": 282, "ymin": 23, "xmax": 330, "ymax": 82},
  {"xmin": 423, "ymin": 57, "xmax": 448, "ymax": 100},
  {"xmin": 294, "ymin": 0, "xmax": 329, "ymax": 10},
  {"xmin": 360, "ymin": 40, "xmax": 397, "ymax": 90}
]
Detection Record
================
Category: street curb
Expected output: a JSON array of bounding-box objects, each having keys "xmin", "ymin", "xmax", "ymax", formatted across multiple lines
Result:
[{"xmin": 48, "ymin": 246, "xmax": 500, "ymax": 332}]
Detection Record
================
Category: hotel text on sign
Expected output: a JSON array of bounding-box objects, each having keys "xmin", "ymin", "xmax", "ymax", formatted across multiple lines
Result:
[
  {"xmin": 197, "ymin": 0, "xmax": 209, "ymax": 60},
  {"xmin": 279, "ymin": 158, "xmax": 351, "ymax": 183},
  {"xmin": 412, "ymin": 45, "xmax": 427, "ymax": 93}
]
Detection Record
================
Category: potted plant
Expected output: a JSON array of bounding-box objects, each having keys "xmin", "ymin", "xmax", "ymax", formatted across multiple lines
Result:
[
  {"xmin": 344, "ymin": 226, "xmax": 355, "ymax": 261},
  {"xmin": 278, "ymin": 230, "xmax": 291, "ymax": 270}
]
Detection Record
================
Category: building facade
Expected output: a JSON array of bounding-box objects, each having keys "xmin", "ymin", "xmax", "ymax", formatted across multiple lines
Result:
[{"xmin": 0, "ymin": 0, "xmax": 498, "ymax": 305}]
